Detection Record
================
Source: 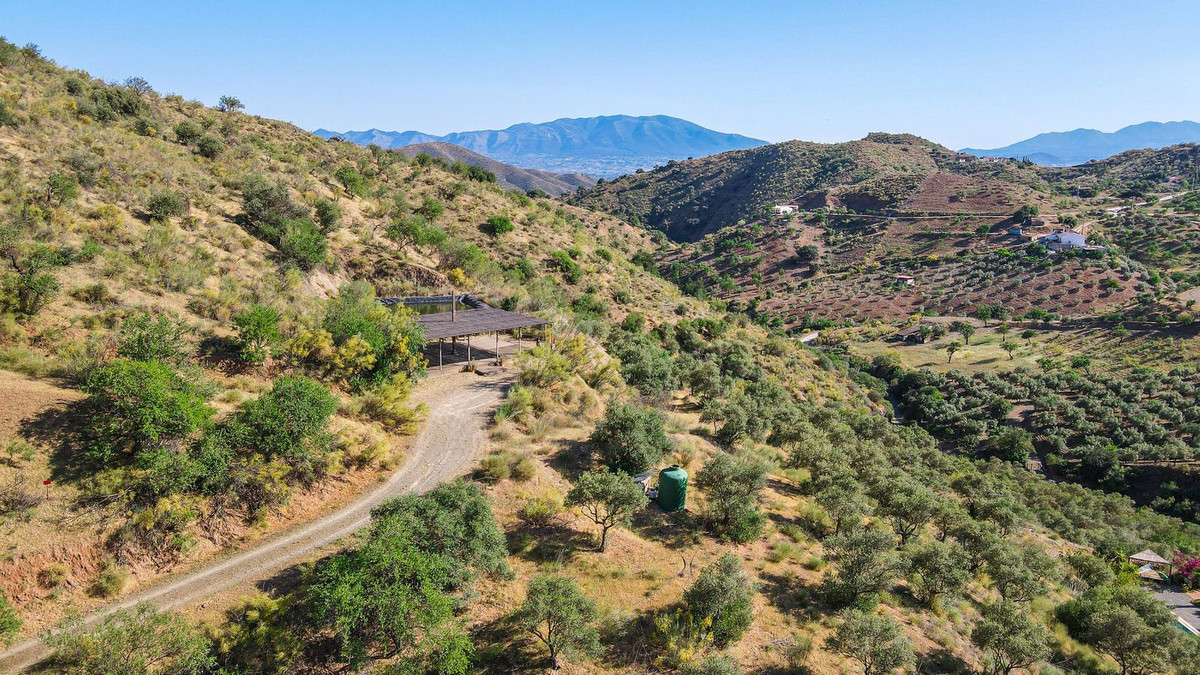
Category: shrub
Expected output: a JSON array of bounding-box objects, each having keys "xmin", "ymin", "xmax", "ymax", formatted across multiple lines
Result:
[
  {"xmin": 519, "ymin": 493, "xmax": 563, "ymax": 528},
  {"xmin": 70, "ymin": 282, "xmax": 117, "ymax": 307},
  {"xmin": 146, "ymin": 190, "xmax": 187, "ymax": 221},
  {"xmin": 313, "ymin": 198, "xmax": 342, "ymax": 230},
  {"xmin": 90, "ymin": 558, "xmax": 129, "ymax": 598},
  {"xmin": 695, "ymin": 453, "xmax": 768, "ymax": 542},
  {"xmin": 195, "ymin": 134, "xmax": 224, "ymax": 159},
  {"xmin": 827, "ymin": 610, "xmax": 914, "ymax": 675},
  {"xmin": 232, "ymin": 304, "xmax": 281, "ymax": 363},
  {"xmin": 334, "ymin": 166, "xmax": 366, "ymax": 197},
  {"xmin": 38, "ymin": 562, "xmax": 68, "ymax": 588},
  {"xmin": 47, "ymin": 171, "xmax": 80, "ymax": 205},
  {"xmin": 487, "ymin": 215, "xmax": 514, "ymax": 236},
  {"xmin": 45, "ymin": 602, "xmax": 213, "ymax": 674},
  {"xmin": 0, "ymin": 592, "xmax": 19, "ymax": 647},
  {"xmin": 348, "ymin": 373, "xmax": 425, "ymax": 434},
  {"xmin": 589, "ymin": 402, "xmax": 673, "ymax": 474},
  {"xmin": 117, "ymin": 311, "xmax": 190, "ymax": 364},
  {"xmin": 173, "ymin": 120, "xmax": 203, "ymax": 144},
  {"xmin": 83, "ymin": 359, "xmax": 214, "ymax": 461},
  {"xmin": 548, "ymin": 250, "xmax": 583, "ymax": 283},
  {"xmin": 278, "ymin": 218, "xmax": 327, "ymax": 269},
  {"xmin": 231, "ymin": 375, "xmax": 336, "ymax": 470},
  {"xmin": 480, "ymin": 454, "xmax": 511, "ymax": 481},
  {"xmin": 683, "ymin": 553, "xmax": 755, "ymax": 646}
]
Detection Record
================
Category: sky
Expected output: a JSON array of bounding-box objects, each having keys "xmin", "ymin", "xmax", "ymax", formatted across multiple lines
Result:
[{"xmin": 4, "ymin": 0, "xmax": 1199, "ymax": 149}]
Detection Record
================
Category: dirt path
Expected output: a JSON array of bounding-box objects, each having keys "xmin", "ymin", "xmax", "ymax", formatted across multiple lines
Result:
[{"xmin": 0, "ymin": 372, "xmax": 507, "ymax": 672}]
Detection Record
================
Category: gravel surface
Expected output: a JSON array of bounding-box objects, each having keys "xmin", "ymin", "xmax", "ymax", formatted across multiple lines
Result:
[{"xmin": 0, "ymin": 372, "xmax": 506, "ymax": 672}]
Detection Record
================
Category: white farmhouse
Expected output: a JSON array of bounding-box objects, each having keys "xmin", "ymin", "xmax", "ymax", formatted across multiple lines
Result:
[
  {"xmin": 1041, "ymin": 229, "xmax": 1087, "ymax": 250},
  {"xmin": 772, "ymin": 203, "xmax": 799, "ymax": 215}
]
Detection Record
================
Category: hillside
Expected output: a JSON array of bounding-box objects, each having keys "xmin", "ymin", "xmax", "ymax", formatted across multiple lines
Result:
[
  {"xmin": 570, "ymin": 133, "xmax": 1050, "ymax": 242},
  {"xmin": 392, "ymin": 141, "xmax": 596, "ymax": 195},
  {"xmin": 963, "ymin": 121, "xmax": 1200, "ymax": 166},
  {"xmin": 315, "ymin": 114, "xmax": 768, "ymax": 178},
  {"xmin": 3, "ymin": 40, "xmax": 1200, "ymax": 675}
]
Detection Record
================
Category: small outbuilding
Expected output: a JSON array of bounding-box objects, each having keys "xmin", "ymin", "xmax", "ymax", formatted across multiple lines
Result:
[{"xmin": 1129, "ymin": 549, "xmax": 1172, "ymax": 581}]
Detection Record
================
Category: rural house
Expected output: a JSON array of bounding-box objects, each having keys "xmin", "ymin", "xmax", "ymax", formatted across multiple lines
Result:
[{"xmin": 772, "ymin": 203, "xmax": 799, "ymax": 215}]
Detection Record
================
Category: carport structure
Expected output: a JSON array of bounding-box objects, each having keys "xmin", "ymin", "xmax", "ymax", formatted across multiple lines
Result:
[{"xmin": 381, "ymin": 294, "xmax": 550, "ymax": 369}]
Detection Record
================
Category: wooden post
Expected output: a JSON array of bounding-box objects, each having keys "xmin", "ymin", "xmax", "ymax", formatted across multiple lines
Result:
[
  {"xmin": 439, "ymin": 338, "xmax": 443, "ymax": 370},
  {"xmin": 495, "ymin": 331, "xmax": 499, "ymax": 360},
  {"xmin": 518, "ymin": 327, "xmax": 522, "ymax": 352},
  {"xmin": 467, "ymin": 335, "xmax": 471, "ymax": 363}
]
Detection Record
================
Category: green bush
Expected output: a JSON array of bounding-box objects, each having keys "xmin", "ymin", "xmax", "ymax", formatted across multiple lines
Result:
[
  {"xmin": 233, "ymin": 304, "xmax": 280, "ymax": 363},
  {"xmin": 589, "ymin": 402, "xmax": 673, "ymax": 474},
  {"xmin": 314, "ymin": 198, "xmax": 342, "ymax": 230},
  {"xmin": 0, "ymin": 592, "xmax": 19, "ymax": 647},
  {"xmin": 117, "ymin": 311, "xmax": 191, "ymax": 364},
  {"xmin": 45, "ymin": 603, "xmax": 213, "ymax": 674},
  {"xmin": 548, "ymin": 250, "xmax": 583, "ymax": 283},
  {"xmin": 173, "ymin": 120, "xmax": 203, "ymax": 144},
  {"xmin": 230, "ymin": 375, "xmax": 336, "ymax": 471},
  {"xmin": 195, "ymin": 134, "xmax": 224, "ymax": 159},
  {"xmin": 487, "ymin": 215, "xmax": 514, "ymax": 236},
  {"xmin": 90, "ymin": 558, "xmax": 129, "ymax": 598},
  {"xmin": 146, "ymin": 190, "xmax": 187, "ymax": 221},
  {"xmin": 278, "ymin": 218, "xmax": 327, "ymax": 269},
  {"xmin": 84, "ymin": 359, "xmax": 214, "ymax": 461},
  {"xmin": 334, "ymin": 166, "xmax": 366, "ymax": 197},
  {"xmin": 683, "ymin": 553, "xmax": 755, "ymax": 647}
]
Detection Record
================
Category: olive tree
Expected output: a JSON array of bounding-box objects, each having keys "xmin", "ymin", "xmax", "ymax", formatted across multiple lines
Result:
[
  {"xmin": 683, "ymin": 552, "xmax": 755, "ymax": 647},
  {"xmin": 565, "ymin": 470, "xmax": 648, "ymax": 552},
  {"xmin": 827, "ymin": 610, "xmax": 914, "ymax": 675},
  {"xmin": 514, "ymin": 574, "xmax": 601, "ymax": 670},
  {"xmin": 589, "ymin": 402, "xmax": 673, "ymax": 474}
]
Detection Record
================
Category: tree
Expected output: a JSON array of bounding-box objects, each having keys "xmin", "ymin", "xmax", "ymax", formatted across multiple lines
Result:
[
  {"xmin": 1020, "ymin": 329, "xmax": 1036, "ymax": 345},
  {"xmin": 824, "ymin": 527, "xmax": 897, "ymax": 606},
  {"xmin": 216, "ymin": 95, "xmax": 244, "ymax": 112},
  {"xmin": 565, "ymin": 471, "xmax": 648, "ymax": 552},
  {"xmin": 945, "ymin": 339, "xmax": 962, "ymax": 363},
  {"xmin": 0, "ymin": 592, "xmax": 19, "ymax": 647},
  {"xmin": 875, "ymin": 478, "xmax": 936, "ymax": 545},
  {"xmin": 827, "ymin": 610, "xmax": 914, "ymax": 675},
  {"xmin": 953, "ymin": 321, "xmax": 976, "ymax": 345},
  {"xmin": 231, "ymin": 375, "xmax": 336, "ymax": 471},
  {"xmin": 83, "ymin": 359, "xmax": 214, "ymax": 460},
  {"xmin": 972, "ymin": 600, "xmax": 1051, "ymax": 675},
  {"xmin": 233, "ymin": 304, "xmax": 281, "ymax": 363},
  {"xmin": 589, "ymin": 402, "xmax": 673, "ymax": 475},
  {"xmin": 1014, "ymin": 204, "xmax": 1039, "ymax": 221},
  {"xmin": 117, "ymin": 311, "xmax": 191, "ymax": 364},
  {"xmin": 1000, "ymin": 340, "xmax": 1017, "ymax": 360},
  {"xmin": 486, "ymin": 214, "xmax": 514, "ymax": 236},
  {"xmin": 973, "ymin": 305, "xmax": 995, "ymax": 326},
  {"xmin": 173, "ymin": 120, "xmax": 203, "ymax": 144},
  {"xmin": 695, "ymin": 452, "xmax": 768, "ymax": 542},
  {"xmin": 45, "ymin": 602, "xmax": 213, "ymax": 674},
  {"xmin": 334, "ymin": 166, "xmax": 366, "ymax": 197},
  {"xmin": 307, "ymin": 517, "xmax": 470, "ymax": 670},
  {"xmin": 985, "ymin": 543, "xmax": 1056, "ymax": 602},
  {"xmin": 514, "ymin": 574, "xmax": 601, "ymax": 670},
  {"xmin": 905, "ymin": 540, "xmax": 970, "ymax": 607},
  {"xmin": 371, "ymin": 479, "xmax": 510, "ymax": 588},
  {"xmin": 47, "ymin": 171, "xmax": 80, "ymax": 205},
  {"xmin": 817, "ymin": 480, "xmax": 867, "ymax": 535},
  {"xmin": 984, "ymin": 428, "xmax": 1034, "ymax": 463},
  {"xmin": 683, "ymin": 553, "xmax": 755, "ymax": 646}
]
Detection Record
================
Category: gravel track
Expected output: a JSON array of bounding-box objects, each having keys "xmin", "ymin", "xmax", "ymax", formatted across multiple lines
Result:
[{"xmin": 0, "ymin": 373, "xmax": 505, "ymax": 672}]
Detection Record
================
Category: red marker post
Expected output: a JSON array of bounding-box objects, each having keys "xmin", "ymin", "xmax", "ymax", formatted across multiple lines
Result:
[{"xmin": 43, "ymin": 478, "xmax": 51, "ymax": 499}]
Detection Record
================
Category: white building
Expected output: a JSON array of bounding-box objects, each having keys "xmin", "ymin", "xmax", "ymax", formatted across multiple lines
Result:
[
  {"xmin": 772, "ymin": 204, "xmax": 799, "ymax": 215},
  {"xmin": 1041, "ymin": 229, "xmax": 1087, "ymax": 250}
]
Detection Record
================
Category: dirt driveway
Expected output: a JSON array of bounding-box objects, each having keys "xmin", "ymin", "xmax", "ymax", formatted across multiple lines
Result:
[{"xmin": 0, "ymin": 371, "xmax": 507, "ymax": 672}]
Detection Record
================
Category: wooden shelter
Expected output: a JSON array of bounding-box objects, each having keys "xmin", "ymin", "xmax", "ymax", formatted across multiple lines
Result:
[
  {"xmin": 380, "ymin": 294, "xmax": 549, "ymax": 369},
  {"xmin": 1129, "ymin": 549, "xmax": 1172, "ymax": 580}
]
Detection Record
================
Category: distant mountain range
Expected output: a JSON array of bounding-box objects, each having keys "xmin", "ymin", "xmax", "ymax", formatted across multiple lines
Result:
[
  {"xmin": 961, "ymin": 121, "xmax": 1200, "ymax": 166},
  {"xmin": 313, "ymin": 115, "xmax": 767, "ymax": 178},
  {"xmin": 392, "ymin": 142, "xmax": 595, "ymax": 196}
]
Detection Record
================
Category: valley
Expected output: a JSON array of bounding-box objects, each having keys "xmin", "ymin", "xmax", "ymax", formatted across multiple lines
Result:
[{"xmin": 0, "ymin": 29, "xmax": 1199, "ymax": 675}]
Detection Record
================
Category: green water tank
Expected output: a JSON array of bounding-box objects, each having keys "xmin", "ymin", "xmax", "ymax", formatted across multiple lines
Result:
[{"xmin": 657, "ymin": 465, "xmax": 688, "ymax": 512}]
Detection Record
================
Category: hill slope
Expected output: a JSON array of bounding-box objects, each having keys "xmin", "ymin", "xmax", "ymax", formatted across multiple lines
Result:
[
  {"xmin": 962, "ymin": 120, "xmax": 1200, "ymax": 165},
  {"xmin": 314, "ymin": 114, "xmax": 767, "ymax": 178},
  {"xmin": 392, "ymin": 141, "xmax": 595, "ymax": 195},
  {"xmin": 571, "ymin": 133, "xmax": 1048, "ymax": 242}
]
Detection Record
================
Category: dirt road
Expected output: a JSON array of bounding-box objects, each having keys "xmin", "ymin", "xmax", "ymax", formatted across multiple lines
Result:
[{"xmin": 0, "ymin": 372, "xmax": 505, "ymax": 672}]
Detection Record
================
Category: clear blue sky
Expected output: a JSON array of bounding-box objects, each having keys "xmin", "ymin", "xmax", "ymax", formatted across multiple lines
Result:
[{"xmin": 4, "ymin": 0, "xmax": 1198, "ymax": 149}]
